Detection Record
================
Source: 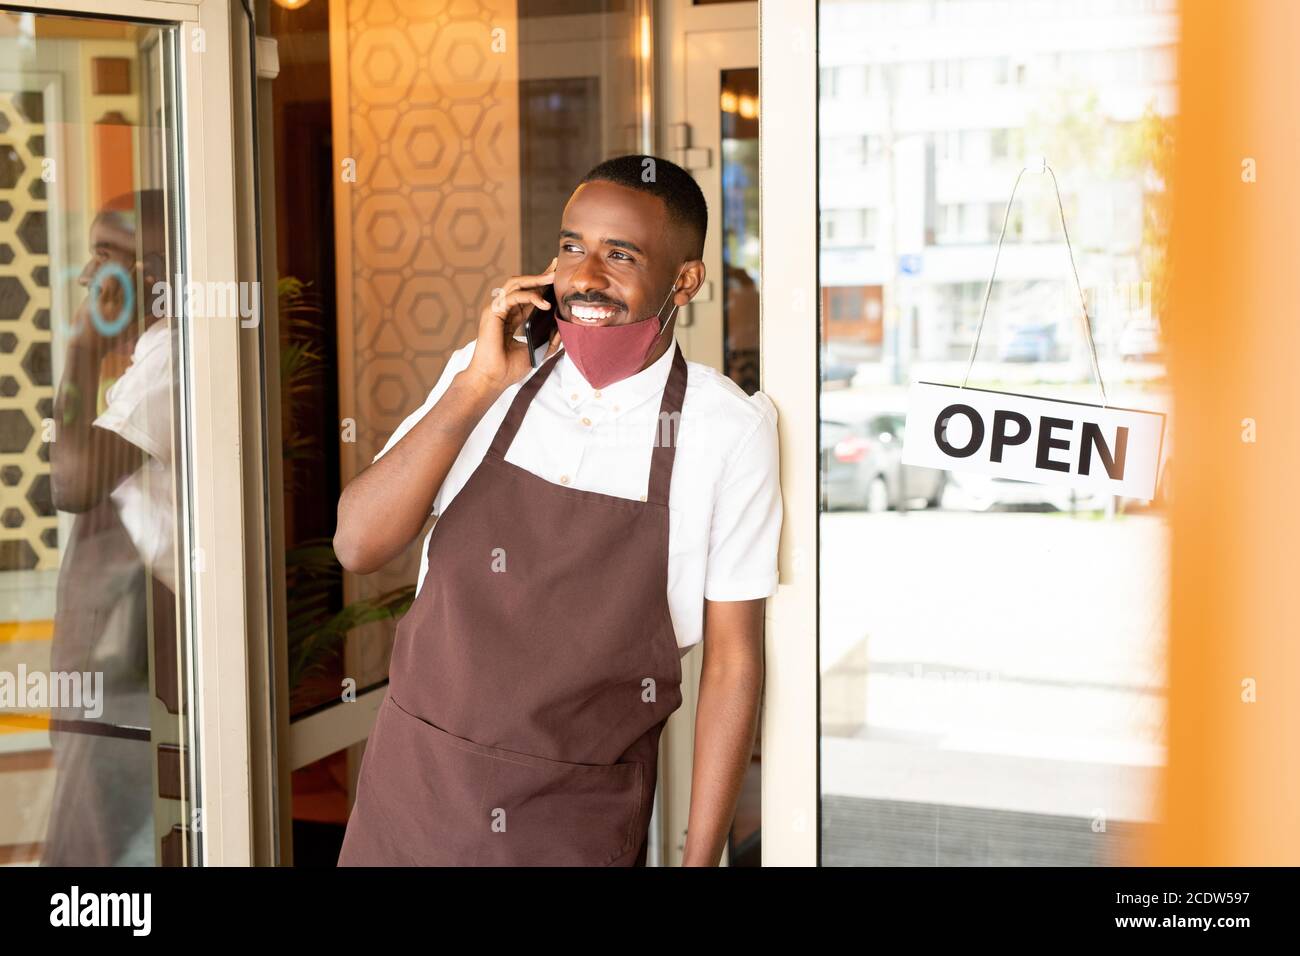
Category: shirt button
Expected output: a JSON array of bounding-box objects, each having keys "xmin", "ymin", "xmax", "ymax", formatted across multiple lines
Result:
[
  {"xmin": 613, "ymin": 404, "xmax": 620, "ymax": 412},
  {"xmin": 581, "ymin": 416, "xmax": 592, "ymax": 426},
  {"xmin": 570, "ymin": 392, "xmax": 578, "ymax": 401},
  {"xmin": 559, "ymin": 474, "xmax": 570, "ymax": 484},
  {"xmin": 593, "ymin": 389, "xmax": 602, "ymax": 398},
  {"xmin": 639, "ymin": 494, "xmax": 646, "ymax": 501}
]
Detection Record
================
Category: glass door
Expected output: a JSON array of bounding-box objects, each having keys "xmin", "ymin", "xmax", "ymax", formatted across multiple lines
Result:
[
  {"xmin": 0, "ymin": 0, "xmax": 266, "ymax": 866},
  {"xmin": 0, "ymin": 5, "xmax": 193, "ymax": 866},
  {"xmin": 814, "ymin": 0, "xmax": 1176, "ymax": 865},
  {"xmin": 756, "ymin": 0, "xmax": 1177, "ymax": 867}
]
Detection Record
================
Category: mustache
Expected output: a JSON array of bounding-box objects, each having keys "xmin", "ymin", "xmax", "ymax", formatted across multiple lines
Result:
[{"xmin": 564, "ymin": 293, "xmax": 625, "ymax": 309}]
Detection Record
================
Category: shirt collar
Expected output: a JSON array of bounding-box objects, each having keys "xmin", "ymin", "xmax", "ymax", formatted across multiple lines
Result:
[{"xmin": 556, "ymin": 336, "xmax": 679, "ymax": 417}]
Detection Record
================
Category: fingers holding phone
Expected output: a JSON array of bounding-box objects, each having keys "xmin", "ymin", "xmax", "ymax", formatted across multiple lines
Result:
[{"xmin": 465, "ymin": 258, "xmax": 558, "ymax": 394}]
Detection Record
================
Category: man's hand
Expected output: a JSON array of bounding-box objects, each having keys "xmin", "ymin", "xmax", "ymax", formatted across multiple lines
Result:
[
  {"xmin": 462, "ymin": 257, "xmax": 561, "ymax": 397},
  {"xmin": 52, "ymin": 291, "xmax": 149, "ymax": 513},
  {"xmin": 70, "ymin": 271, "xmax": 141, "ymax": 359}
]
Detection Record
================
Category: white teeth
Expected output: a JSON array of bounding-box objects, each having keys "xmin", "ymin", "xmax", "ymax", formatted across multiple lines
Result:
[{"xmin": 570, "ymin": 304, "xmax": 618, "ymax": 323}]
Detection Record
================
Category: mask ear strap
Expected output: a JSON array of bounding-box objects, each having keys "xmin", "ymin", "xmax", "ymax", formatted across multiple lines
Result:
[{"xmin": 656, "ymin": 264, "xmax": 687, "ymax": 335}]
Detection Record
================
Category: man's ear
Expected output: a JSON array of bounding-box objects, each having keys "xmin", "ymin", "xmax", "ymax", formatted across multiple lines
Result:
[
  {"xmin": 140, "ymin": 252, "xmax": 166, "ymax": 291},
  {"xmin": 675, "ymin": 260, "xmax": 707, "ymax": 306}
]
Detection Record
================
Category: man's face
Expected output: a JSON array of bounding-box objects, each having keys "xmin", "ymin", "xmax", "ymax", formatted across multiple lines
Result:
[
  {"xmin": 555, "ymin": 180, "xmax": 682, "ymax": 328},
  {"xmin": 78, "ymin": 218, "xmax": 136, "ymax": 289}
]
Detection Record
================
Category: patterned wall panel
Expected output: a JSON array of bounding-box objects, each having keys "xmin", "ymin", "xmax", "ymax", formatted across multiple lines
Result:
[
  {"xmin": 0, "ymin": 90, "xmax": 55, "ymax": 573},
  {"xmin": 330, "ymin": 0, "xmax": 522, "ymax": 678}
]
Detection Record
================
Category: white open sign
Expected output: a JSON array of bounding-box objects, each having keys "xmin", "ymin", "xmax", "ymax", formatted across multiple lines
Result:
[{"xmin": 901, "ymin": 382, "xmax": 1167, "ymax": 500}]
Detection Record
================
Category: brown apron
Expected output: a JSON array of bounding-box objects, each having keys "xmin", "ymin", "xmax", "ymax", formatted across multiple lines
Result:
[{"xmin": 338, "ymin": 345, "xmax": 687, "ymax": 866}]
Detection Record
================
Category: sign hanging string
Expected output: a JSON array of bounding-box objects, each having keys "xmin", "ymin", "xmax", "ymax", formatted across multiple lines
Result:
[{"xmin": 959, "ymin": 158, "xmax": 1108, "ymax": 408}]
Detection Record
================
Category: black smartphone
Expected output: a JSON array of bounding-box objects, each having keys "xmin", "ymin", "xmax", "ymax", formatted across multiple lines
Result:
[{"xmin": 522, "ymin": 282, "xmax": 559, "ymax": 368}]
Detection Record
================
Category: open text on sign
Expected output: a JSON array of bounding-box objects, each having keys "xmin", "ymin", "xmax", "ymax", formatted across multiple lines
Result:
[{"xmin": 901, "ymin": 382, "xmax": 1166, "ymax": 500}]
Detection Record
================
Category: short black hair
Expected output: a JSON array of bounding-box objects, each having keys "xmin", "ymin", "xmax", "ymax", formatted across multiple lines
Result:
[{"xmin": 579, "ymin": 154, "xmax": 707, "ymax": 260}]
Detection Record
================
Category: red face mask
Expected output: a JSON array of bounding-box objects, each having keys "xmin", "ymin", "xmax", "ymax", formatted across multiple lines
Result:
[{"xmin": 555, "ymin": 264, "xmax": 685, "ymax": 389}]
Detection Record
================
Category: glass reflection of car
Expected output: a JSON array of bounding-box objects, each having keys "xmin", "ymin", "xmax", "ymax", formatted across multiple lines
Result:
[
  {"xmin": 941, "ymin": 470, "xmax": 1106, "ymax": 512},
  {"xmin": 820, "ymin": 414, "xmax": 946, "ymax": 512},
  {"xmin": 998, "ymin": 322, "xmax": 1058, "ymax": 363}
]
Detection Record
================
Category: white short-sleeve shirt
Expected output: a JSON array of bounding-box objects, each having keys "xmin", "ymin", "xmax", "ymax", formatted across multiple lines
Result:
[
  {"xmin": 92, "ymin": 321, "xmax": 177, "ymax": 592},
  {"xmin": 371, "ymin": 336, "xmax": 782, "ymax": 651}
]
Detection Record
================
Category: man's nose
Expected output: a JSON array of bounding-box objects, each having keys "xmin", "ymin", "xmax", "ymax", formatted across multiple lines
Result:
[
  {"xmin": 567, "ymin": 255, "xmax": 611, "ymax": 297},
  {"xmin": 76, "ymin": 260, "xmax": 95, "ymax": 287}
]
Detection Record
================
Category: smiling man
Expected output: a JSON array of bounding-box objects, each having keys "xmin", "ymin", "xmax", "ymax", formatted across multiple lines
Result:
[{"xmin": 334, "ymin": 155, "xmax": 782, "ymax": 867}]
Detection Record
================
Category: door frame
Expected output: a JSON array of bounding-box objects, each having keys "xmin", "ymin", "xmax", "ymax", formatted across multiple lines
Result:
[
  {"xmin": 655, "ymin": 0, "xmax": 818, "ymax": 868},
  {"xmin": 653, "ymin": 0, "xmax": 758, "ymax": 868},
  {"xmin": 756, "ymin": 0, "xmax": 818, "ymax": 866},
  {"xmin": 7, "ymin": 0, "xmax": 269, "ymax": 865},
  {"xmin": 179, "ymin": 0, "xmax": 261, "ymax": 867}
]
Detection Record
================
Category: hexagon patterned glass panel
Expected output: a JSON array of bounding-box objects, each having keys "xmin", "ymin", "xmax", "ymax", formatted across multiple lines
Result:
[{"xmin": 269, "ymin": 0, "xmax": 644, "ymax": 715}]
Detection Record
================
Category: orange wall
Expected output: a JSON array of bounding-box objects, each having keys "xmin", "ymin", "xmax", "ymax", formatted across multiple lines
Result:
[{"xmin": 1150, "ymin": 0, "xmax": 1300, "ymax": 865}]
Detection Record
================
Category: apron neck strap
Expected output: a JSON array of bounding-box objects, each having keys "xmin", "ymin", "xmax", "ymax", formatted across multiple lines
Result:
[
  {"xmin": 487, "ymin": 347, "xmax": 564, "ymax": 460},
  {"xmin": 646, "ymin": 345, "xmax": 687, "ymax": 506},
  {"xmin": 486, "ymin": 342, "xmax": 688, "ymax": 506}
]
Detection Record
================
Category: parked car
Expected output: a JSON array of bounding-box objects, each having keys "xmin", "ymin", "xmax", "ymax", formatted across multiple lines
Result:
[
  {"xmin": 820, "ymin": 413, "xmax": 947, "ymax": 512},
  {"xmin": 821, "ymin": 351, "xmax": 858, "ymax": 389},
  {"xmin": 998, "ymin": 322, "xmax": 1058, "ymax": 363},
  {"xmin": 1118, "ymin": 316, "xmax": 1162, "ymax": 361}
]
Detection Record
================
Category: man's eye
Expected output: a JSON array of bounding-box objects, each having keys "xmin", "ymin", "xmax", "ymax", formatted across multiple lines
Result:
[
  {"xmin": 610, "ymin": 251, "xmax": 632, "ymax": 261},
  {"xmin": 561, "ymin": 242, "xmax": 581, "ymax": 254}
]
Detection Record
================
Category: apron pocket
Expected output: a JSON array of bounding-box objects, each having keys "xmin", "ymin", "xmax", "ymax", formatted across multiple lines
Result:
[{"xmin": 383, "ymin": 694, "xmax": 644, "ymax": 866}]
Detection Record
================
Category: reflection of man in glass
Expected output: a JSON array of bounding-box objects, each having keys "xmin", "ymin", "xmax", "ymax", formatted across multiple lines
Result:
[
  {"xmin": 42, "ymin": 189, "xmax": 177, "ymax": 866},
  {"xmin": 724, "ymin": 264, "xmax": 760, "ymax": 395}
]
